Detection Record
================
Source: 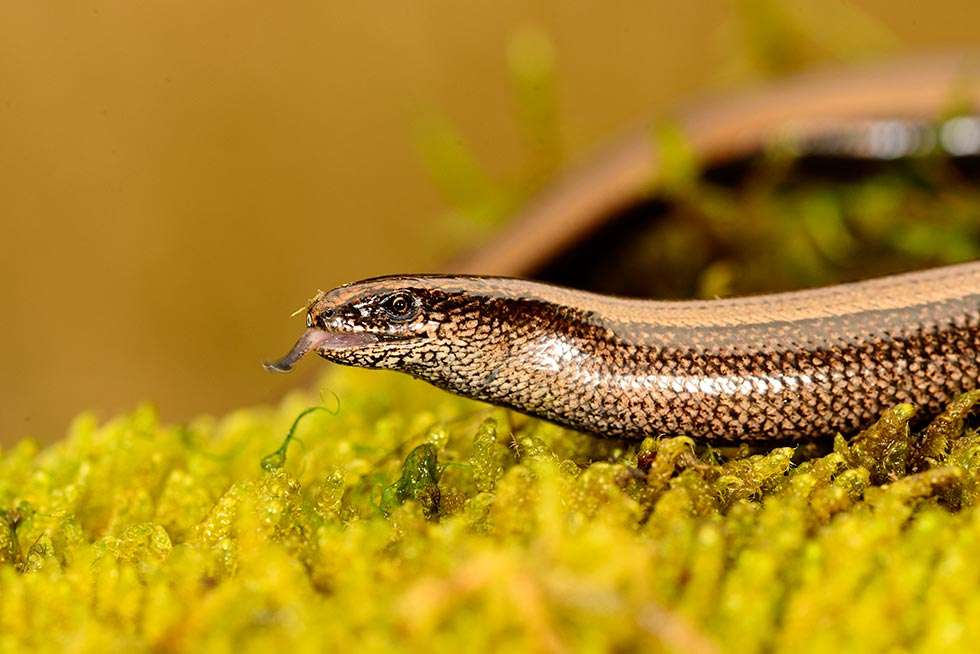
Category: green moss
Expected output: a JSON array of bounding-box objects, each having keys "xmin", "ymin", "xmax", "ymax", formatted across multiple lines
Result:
[
  {"xmin": 380, "ymin": 444, "xmax": 441, "ymax": 519},
  {"xmin": 2, "ymin": 368, "xmax": 980, "ymax": 652}
]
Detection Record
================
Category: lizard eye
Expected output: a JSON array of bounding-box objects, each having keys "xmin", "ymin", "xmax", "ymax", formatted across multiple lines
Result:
[
  {"xmin": 380, "ymin": 292, "xmax": 418, "ymax": 321},
  {"xmin": 312, "ymin": 307, "xmax": 335, "ymax": 328}
]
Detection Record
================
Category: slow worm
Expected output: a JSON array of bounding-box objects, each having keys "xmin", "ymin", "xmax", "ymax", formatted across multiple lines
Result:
[
  {"xmin": 265, "ymin": 266, "xmax": 979, "ymax": 441},
  {"xmin": 266, "ymin": 55, "xmax": 980, "ymax": 441}
]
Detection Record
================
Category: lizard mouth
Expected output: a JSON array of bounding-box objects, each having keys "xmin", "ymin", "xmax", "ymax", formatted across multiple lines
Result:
[{"xmin": 263, "ymin": 328, "xmax": 379, "ymax": 373}]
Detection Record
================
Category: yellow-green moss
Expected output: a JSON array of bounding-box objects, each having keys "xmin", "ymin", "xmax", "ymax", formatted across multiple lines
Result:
[{"xmin": 2, "ymin": 369, "xmax": 980, "ymax": 652}]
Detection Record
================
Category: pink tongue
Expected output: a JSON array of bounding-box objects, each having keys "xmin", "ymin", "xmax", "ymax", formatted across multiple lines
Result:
[{"xmin": 263, "ymin": 329, "xmax": 377, "ymax": 373}]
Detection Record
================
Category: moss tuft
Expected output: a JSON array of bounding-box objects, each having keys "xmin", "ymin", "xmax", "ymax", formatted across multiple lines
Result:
[{"xmin": 381, "ymin": 444, "xmax": 441, "ymax": 519}]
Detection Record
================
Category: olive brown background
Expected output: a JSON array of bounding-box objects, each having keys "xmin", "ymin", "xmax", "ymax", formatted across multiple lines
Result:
[{"xmin": 2, "ymin": 1, "xmax": 978, "ymax": 443}]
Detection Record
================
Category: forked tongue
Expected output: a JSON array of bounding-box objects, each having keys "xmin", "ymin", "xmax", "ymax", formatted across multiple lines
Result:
[{"xmin": 263, "ymin": 329, "xmax": 377, "ymax": 373}]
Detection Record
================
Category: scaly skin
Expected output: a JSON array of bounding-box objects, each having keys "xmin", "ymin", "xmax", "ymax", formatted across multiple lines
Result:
[{"xmin": 265, "ymin": 263, "xmax": 980, "ymax": 441}]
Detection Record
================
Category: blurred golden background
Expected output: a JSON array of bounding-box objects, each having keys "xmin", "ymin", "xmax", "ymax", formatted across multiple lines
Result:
[{"xmin": 1, "ymin": 1, "xmax": 978, "ymax": 443}]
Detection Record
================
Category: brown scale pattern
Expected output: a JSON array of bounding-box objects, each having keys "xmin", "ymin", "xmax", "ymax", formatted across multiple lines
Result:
[
  {"xmin": 291, "ymin": 267, "xmax": 980, "ymax": 442},
  {"xmin": 401, "ymin": 293, "xmax": 979, "ymax": 441}
]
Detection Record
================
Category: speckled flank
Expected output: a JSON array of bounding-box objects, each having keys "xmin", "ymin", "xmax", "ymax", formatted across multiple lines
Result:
[{"xmin": 280, "ymin": 263, "xmax": 980, "ymax": 442}]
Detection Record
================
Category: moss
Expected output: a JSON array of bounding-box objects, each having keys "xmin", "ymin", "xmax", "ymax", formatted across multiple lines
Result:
[
  {"xmin": 380, "ymin": 444, "xmax": 441, "ymax": 519},
  {"xmin": 1, "ymin": 369, "xmax": 980, "ymax": 652}
]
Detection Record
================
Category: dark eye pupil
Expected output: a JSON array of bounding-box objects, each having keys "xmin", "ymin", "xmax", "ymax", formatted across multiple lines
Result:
[{"xmin": 383, "ymin": 293, "xmax": 414, "ymax": 318}]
